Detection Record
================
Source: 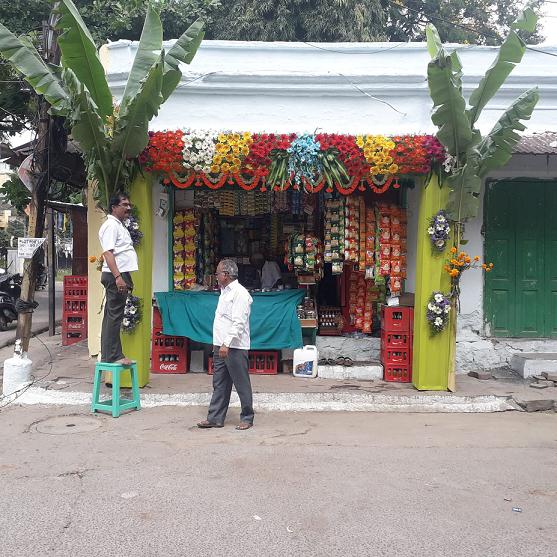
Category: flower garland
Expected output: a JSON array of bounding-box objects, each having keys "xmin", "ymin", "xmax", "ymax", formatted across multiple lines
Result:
[
  {"xmin": 122, "ymin": 294, "xmax": 142, "ymax": 333},
  {"xmin": 140, "ymin": 130, "xmax": 446, "ymax": 192},
  {"xmin": 427, "ymin": 291, "xmax": 451, "ymax": 334},
  {"xmin": 428, "ymin": 210, "xmax": 450, "ymax": 251}
]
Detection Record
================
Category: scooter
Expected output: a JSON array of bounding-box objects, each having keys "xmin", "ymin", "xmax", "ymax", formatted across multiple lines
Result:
[{"xmin": 0, "ymin": 269, "xmax": 22, "ymax": 331}]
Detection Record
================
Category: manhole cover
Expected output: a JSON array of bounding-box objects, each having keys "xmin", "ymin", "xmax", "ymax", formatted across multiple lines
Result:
[{"xmin": 33, "ymin": 415, "xmax": 102, "ymax": 435}]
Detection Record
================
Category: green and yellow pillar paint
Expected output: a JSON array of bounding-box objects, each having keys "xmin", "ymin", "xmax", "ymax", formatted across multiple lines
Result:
[
  {"xmin": 412, "ymin": 175, "xmax": 456, "ymax": 391},
  {"xmin": 120, "ymin": 174, "xmax": 154, "ymax": 387}
]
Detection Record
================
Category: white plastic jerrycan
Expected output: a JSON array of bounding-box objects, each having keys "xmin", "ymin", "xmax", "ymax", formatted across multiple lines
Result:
[{"xmin": 293, "ymin": 345, "xmax": 318, "ymax": 378}]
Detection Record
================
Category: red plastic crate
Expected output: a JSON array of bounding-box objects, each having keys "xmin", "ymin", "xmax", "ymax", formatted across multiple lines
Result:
[
  {"xmin": 62, "ymin": 324, "xmax": 87, "ymax": 346},
  {"xmin": 381, "ymin": 306, "xmax": 412, "ymax": 333},
  {"xmin": 151, "ymin": 332, "xmax": 188, "ymax": 373},
  {"xmin": 381, "ymin": 332, "xmax": 411, "ymax": 349},
  {"xmin": 208, "ymin": 351, "xmax": 279, "ymax": 375},
  {"xmin": 62, "ymin": 315, "xmax": 87, "ymax": 330},
  {"xmin": 64, "ymin": 287, "xmax": 88, "ymax": 300},
  {"xmin": 384, "ymin": 348, "xmax": 410, "ymax": 365},
  {"xmin": 64, "ymin": 275, "xmax": 87, "ymax": 287},
  {"xmin": 384, "ymin": 364, "xmax": 412, "ymax": 383},
  {"xmin": 63, "ymin": 299, "xmax": 87, "ymax": 316}
]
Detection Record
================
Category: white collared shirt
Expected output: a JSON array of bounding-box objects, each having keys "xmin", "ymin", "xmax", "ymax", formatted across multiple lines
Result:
[
  {"xmin": 99, "ymin": 214, "xmax": 139, "ymax": 273},
  {"xmin": 213, "ymin": 279, "xmax": 253, "ymax": 349}
]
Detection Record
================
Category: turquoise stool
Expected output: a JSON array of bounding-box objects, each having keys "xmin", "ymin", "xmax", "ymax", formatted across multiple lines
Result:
[{"xmin": 92, "ymin": 361, "xmax": 141, "ymax": 418}]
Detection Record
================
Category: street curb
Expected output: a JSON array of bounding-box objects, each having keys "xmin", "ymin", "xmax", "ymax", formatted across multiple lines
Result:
[{"xmin": 16, "ymin": 387, "xmax": 516, "ymax": 413}]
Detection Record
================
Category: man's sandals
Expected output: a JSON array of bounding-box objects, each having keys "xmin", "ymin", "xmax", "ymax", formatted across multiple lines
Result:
[
  {"xmin": 197, "ymin": 420, "xmax": 223, "ymax": 428},
  {"xmin": 235, "ymin": 422, "xmax": 253, "ymax": 430}
]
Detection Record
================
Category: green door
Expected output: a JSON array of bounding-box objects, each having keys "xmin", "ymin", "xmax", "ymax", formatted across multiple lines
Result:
[{"xmin": 485, "ymin": 180, "xmax": 557, "ymax": 338}]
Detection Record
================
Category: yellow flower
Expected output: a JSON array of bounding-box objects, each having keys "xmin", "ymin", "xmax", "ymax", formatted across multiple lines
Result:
[
  {"xmin": 210, "ymin": 164, "xmax": 220, "ymax": 174},
  {"xmin": 232, "ymin": 133, "xmax": 240, "ymax": 142},
  {"xmin": 451, "ymin": 247, "xmax": 458, "ymax": 254},
  {"xmin": 232, "ymin": 145, "xmax": 241, "ymax": 155},
  {"xmin": 221, "ymin": 162, "xmax": 230, "ymax": 173},
  {"xmin": 241, "ymin": 146, "xmax": 249, "ymax": 156},
  {"xmin": 388, "ymin": 163, "xmax": 399, "ymax": 174},
  {"xmin": 356, "ymin": 136, "xmax": 365, "ymax": 148},
  {"xmin": 242, "ymin": 132, "xmax": 252, "ymax": 142},
  {"xmin": 230, "ymin": 165, "xmax": 240, "ymax": 174},
  {"xmin": 232, "ymin": 157, "xmax": 241, "ymax": 166},
  {"xmin": 213, "ymin": 155, "xmax": 223, "ymax": 165},
  {"xmin": 450, "ymin": 269, "xmax": 460, "ymax": 277},
  {"xmin": 218, "ymin": 133, "xmax": 227, "ymax": 142}
]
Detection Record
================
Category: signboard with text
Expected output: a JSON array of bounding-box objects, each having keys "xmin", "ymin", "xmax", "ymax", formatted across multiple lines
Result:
[{"xmin": 17, "ymin": 237, "xmax": 46, "ymax": 259}]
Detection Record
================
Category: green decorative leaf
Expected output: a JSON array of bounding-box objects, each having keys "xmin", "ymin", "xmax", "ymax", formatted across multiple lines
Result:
[
  {"xmin": 0, "ymin": 22, "xmax": 69, "ymax": 113},
  {"xmin": 112, "ymin": 53, "xmax": 165, "ymax": 188},
  {"xmin": 55, "ymin": 0, "xmax": 113, "ymax": 119},
  {"xmin": 512, "ymin": 7, "xmax": 537, "ymax": 33},
  {"xmin": 62, "ymin": 68, "xmax": 112, "ymax": 208},
  {"xmin": 427, "ymin": 52, "xmax": 474, "ymax": 157},
  {"xmin": 161, "ymin": 18, "xmax": 205, "ymax": 102},
  {"xmin": 467, "ymin": 30, "xmax": 527, "ymax": 126},
  {"xmin": 446, "ymin": 152, "xmax": 482, "ymax": 222},
  {"xmin": 425, "ymin": 24, "xmax": 442, "ymax": 59},
  {"xmin": 120, "ymin": 4, "xmax": 163, "ymax": 114},
  {"xmin": 477, "ymin": 88, "xmax": 539, "ymax": 178}
]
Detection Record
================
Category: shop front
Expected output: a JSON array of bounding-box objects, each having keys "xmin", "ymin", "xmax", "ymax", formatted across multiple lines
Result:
[{"xmin": 136, "ymin": 131, "xmax": 445, "ymax": 381}]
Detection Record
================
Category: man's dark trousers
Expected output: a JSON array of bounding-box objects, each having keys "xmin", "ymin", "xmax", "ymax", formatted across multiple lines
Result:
[
  {"xmin": 100, "ymin": 272, "xmax": 133, "ymax": 362},
  {"xmin": 208, "ymin": 347, "xmax": 254, "ymax": 425}
]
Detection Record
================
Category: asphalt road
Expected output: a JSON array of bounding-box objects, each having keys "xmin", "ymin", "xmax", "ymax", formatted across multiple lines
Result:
[
  {"xmin": 0, "ymin": 282, "xmax": 62, "ymax": 348},
  {"xmin": 0, "ymin": 406, "xmax": 555, "ymax": 556}
]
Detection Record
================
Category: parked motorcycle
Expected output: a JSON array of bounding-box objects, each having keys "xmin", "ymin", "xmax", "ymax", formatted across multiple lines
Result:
[
  {"xmin": 36, "ymin": 262, "xmax": 47, "ymax": 290},
  {"xmin": 0, "ymin": 269, "xmax": 22, "ymax": 331}
]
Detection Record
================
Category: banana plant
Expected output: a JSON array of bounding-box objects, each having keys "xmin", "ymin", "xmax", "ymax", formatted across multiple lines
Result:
[
  {"xmin": 0, "ymin": 0, "xmax": 206, "ymax": 210},
  {"xmin": 426, "ymin": 8, "xmax": 539, "ymax": 226}
]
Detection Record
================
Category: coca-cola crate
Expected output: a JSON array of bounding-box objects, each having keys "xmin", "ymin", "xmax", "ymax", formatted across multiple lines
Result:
[
  {"xmin": 381, "ymin": 332, "xmax": 411, "ymax": 349},
  {"xmin": 381, "ymin": 306, "xmax": 412, "ymax": 333},
  {"xmin": 383, "ymin": 348, "xmax": 411, "ymax": 366},
  {"xmin": 62, "ymin": 324, "xmax": 87, "ymax": 346},
  {"xmin": 384, "ymin": 364, "xmax": 412, "ymax": 383},
  {"xmin": 151, "ymin": 333, "xmax": 188, "ymax": 373},
  {"xmin": 63, "ymin": 315, "xmax": 87, "ymax": 330},
  {"xmin": 208, "ymin": 350, "xmax": 279, "ymax": 375},
  {"xmin": 64, "ymin": 275, "xmax": 87, "ymax": 288},
  {"xmin": 63, "ymin": 299, "xmax": 87, "ymax": 316}
]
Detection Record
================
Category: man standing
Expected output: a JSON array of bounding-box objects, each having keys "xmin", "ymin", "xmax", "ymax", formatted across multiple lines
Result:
[
  {"xmin": 198, "ymin": 259, "xmax": 254, "ymax": 430},
  {"xmin": 99, "ymin": 192, "xmax": 138, "ymax": 365}
]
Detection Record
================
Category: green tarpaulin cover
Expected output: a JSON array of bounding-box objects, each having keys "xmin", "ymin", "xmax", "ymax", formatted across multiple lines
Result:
[{"xmin": 155, "ymin": 289, "xmax": 305, "ymax": 349}]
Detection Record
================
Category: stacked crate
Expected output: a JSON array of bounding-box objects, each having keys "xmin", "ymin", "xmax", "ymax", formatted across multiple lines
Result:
[
  {"xmin": 62, "ymin": 276, "xmax": 87, "ymax": 346},
  {"xmin": 151, "ymin": 307, "xmax": 189, "ymax": 373},
  {"xmin": 208, "ymin": 351, "xmax": 279, "ymax": 375},
  {"xmin": 380, "ymin": 306, "xmax": 413, "ymax": 382}
]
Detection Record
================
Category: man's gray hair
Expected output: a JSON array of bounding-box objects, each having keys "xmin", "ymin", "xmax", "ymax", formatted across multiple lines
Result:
[{"xmin": 220, "ymin": 259, "xmax": 238, "ymax": 278}]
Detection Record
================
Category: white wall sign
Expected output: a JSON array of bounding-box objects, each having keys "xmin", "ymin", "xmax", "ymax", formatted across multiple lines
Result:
[{"xmin": 17, "ymin": 238, "xmax": 46, "ymax": 259}]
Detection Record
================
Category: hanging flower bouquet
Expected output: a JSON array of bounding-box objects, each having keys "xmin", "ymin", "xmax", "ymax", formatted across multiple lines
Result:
[
  {"xmin": 428, "ymin": 210, "xmax": 451, "ymax": 251},
  {"xmin": 122, "ymin": 295, "xmax": 142, "ymax": 333},
  {"xmin": 444, "ymin": 247, "xmax": 493, "ymax": 299},
  {"xmin": 427, "ymin": 291, "xmax": 451, "ymax": 334},
  {"xmin": 287, "ymin": 134, "xmax": 323, "ymax": 185},
  {"xmin": 123, "ymin": 213, "xmax": 143, "ymax": 246}
]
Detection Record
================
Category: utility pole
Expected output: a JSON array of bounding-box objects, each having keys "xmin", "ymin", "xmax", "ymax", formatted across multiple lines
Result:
[{"xmin": 15, "ymin": 14, "xmax": 60, "ymax": 352}]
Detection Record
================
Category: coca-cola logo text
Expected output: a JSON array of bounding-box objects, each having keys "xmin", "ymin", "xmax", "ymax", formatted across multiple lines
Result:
[{"xmin": 160, "ymin": 363, "xmax": 178, "ymax": 371}]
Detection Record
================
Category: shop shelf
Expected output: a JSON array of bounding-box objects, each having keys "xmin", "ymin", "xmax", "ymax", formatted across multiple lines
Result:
[
  {"xmin": 208, "ymin": 350, "xmax": 279, "ymax": 375},
  {"xmin": 383, "ymin": 364, "xmax": 412, "ymax": 383}
]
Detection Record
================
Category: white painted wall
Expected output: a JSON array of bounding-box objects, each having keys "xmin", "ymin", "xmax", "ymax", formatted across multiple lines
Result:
[{"xmin": 102, "ymin": 40, "xmax": 557, "ymax": 135}]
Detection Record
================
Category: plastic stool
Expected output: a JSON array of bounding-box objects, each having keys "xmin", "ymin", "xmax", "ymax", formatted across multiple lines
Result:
[{"xmin": 92, "ymin": 361, "xmax": 141, "ymax": 418}]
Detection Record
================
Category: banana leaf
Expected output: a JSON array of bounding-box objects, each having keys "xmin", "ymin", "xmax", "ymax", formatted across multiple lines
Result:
[
  {"xmin": 120, "ymin": 4, "xmax": 163, "ymax": 114},
  {"xmin": 161, "ymin": 18, "xmax": 205, "ymax": 102},
  {"xmin": 425, "ymin": 24, "xmax": 442, "ymax": 58},
  {"xmin": 446, "ymin": 151, "xmax": 482, "ymax": 221},
  {"xmin": 62, "ymin": 68, "xmax": 112, "ymax": 208},
  {"xmin": 112, "ymin": 53, "xmax": 165, "ymax": 188},
  {"xmin": 477, "ymin": 88, "xmax": 539, "ymax": 178},
  {"xmin": 428, "ymin": 51, "xmax": 474, "ymax": 157},
  {"xmin": 55, "ymin": 0, "xmax": 113, "ymax": 119},
  {"xmin": 0, "ymin": 22, "xmax": 69, "ymax": 114},
  {"xmin": 467, "ymin": 30, "xmax": 527, "ymax": 126},
  {"xmin": 512, "ymin": 7, "xmax": 538, "ymax": 32}
]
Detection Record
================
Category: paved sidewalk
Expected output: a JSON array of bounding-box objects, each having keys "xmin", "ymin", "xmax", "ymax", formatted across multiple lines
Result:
[{"xmin": 1, "ymin": 330, "xmax": 556, "ymax": 413}]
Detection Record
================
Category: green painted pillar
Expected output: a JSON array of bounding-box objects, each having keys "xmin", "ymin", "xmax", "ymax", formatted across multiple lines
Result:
[
  {"xmin": 412, "ymin": 175, "xmax": 455, "ymax": 391},
  {"xmin": 120, "ymin": 174, "xmax": 154, "ymax": 388}
]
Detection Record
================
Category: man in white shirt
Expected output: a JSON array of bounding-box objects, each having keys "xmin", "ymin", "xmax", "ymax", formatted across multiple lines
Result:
[
  {"xmin": 98, "ymin": 193, "xmax": 138, "ymax": 365},
  {"xmin": 198, "ymin": 259, "xmax": 254, "ymax": 430}
]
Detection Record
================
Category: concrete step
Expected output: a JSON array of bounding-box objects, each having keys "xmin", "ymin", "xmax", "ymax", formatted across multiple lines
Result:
[
  {"xmin": 510, "ymin": 353, "xmax": 557, "ymax": 378},
  {"xmin": 317, "ymin": 363, "xmax": 383, "ymax": 381}
]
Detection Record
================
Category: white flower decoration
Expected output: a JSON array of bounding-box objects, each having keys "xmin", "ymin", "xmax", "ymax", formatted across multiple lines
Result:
[
  {"xmin": 434, "ymin": 317, "xmax": 443, "ymax": 326},
  {"xmin": 434, "ymin": 293, "xmax": 444, "ymax": 303}
]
